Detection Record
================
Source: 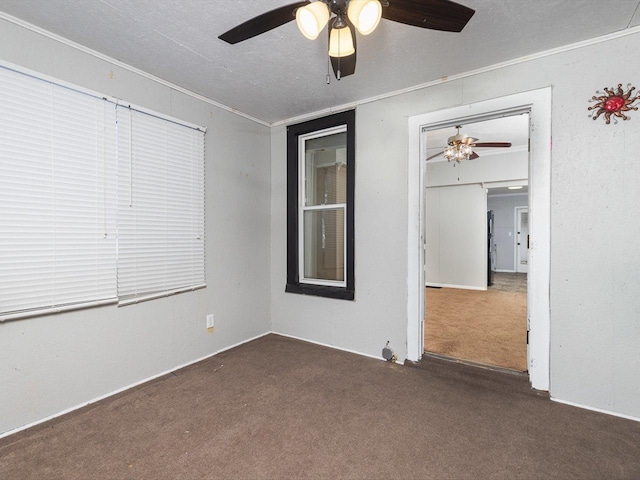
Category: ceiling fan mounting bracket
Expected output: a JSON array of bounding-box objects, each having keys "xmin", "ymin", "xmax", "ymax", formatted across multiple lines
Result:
[
  {"xmin": 447, "ymin": 126, "xmax": 477, "ymax": 146},
  {"xmin": 328, "ymin": 0, "xmax": 348, "ymax": 15}
]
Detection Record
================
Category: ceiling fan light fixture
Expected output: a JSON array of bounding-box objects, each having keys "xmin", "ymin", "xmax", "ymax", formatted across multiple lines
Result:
[
  {"xmin": 444, "ymin": 143, "xmax": 472, "ymax": 163},
  {"xmin": 443, "ymin": 145, "xmax": 456, "ymax": 162},
  {"xmin": 296, "ymin": 1, "xmax": 330, "ymax": 40},
  {"xmin": 347, "ymin": 0, "xmax": 382, "ymax": 35},
  {"xmin": 443, "ymin": 126, "xmax": 477, "ymax": 162},
  {"xmin": 328, "ymin": 24, "xmax": 355, "ymax": 57}
]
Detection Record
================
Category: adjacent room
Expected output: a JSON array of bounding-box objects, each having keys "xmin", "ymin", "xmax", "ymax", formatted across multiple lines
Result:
[
  {"xmin": 423, "ymin": 115, "xmax": 530, "ymax": 372},
  {"xmin": 1, "ymin": 1, "xmax": 640, "ymax": 478}
]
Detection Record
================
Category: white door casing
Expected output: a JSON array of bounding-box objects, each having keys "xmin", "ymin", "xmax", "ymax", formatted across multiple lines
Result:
[{"xmin": 407, "ymin": 87, "xmax": 551, "ymax": 391}]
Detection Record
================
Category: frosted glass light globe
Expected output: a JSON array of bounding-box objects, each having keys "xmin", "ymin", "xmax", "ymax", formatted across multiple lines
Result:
[
  {"xmin": 348, "ymin": 0, "xmax": 382, "ymax": 35},
  {"xmin": 296, "ymin": 2, "xmax": 330, "ymax": 40}
]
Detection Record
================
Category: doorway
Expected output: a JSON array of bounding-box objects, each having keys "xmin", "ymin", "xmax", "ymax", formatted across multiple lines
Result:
[
  {"xmin": 422, "ymin": 115, "xmax": 529, "ymax": 372},
  {"xmin": 406, "ymin": 88, "xmax": 552, "ymax": 391}
]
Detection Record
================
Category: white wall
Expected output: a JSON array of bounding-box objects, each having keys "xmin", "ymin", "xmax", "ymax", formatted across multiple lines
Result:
[
  {"xmin": 426, "ymin": 149, "xmax": 528, "ymax": 187},
  {"xmin": 426, "ymin": 184, "xmax": 487, "ymax": 289},
  {"xmin": 0, "ymin": 19, "xmax": 272, "ymax": 436},
  {"xmin": 425, "ymin": 149, "xmax": 529, "ymax": 288},
  {"xmin": 271, "ymin": 106, "xmax": 412, "ymax": 361},
  {"xmin": 488, "ymin": 194, "xmax": 528, "ymax": 271},
  {"xmin": 271, "ymin": 31, "xmax": 640, "ymax": 419}
]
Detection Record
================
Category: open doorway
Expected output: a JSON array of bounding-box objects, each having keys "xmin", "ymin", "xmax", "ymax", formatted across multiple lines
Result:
[
  {"xmin": 423, "ymin": 114, "xmax": 530, "ymax": 372},
  {"xmin": 407, "ymin": 88, "xmax": 551, "ymax": 391}
]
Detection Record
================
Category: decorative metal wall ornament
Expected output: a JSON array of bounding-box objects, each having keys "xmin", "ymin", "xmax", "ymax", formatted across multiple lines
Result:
[{"xmin": 588, "ymin": 83, "xmax": 640, "ymax": 124}]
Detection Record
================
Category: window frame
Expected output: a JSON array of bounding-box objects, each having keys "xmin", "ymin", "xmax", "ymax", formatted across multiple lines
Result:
[
  {"xmin": 297, "ymin": 125, "xmax": 347, "ymax": 288},
  {"xmin": 286, "ymin": 110, "xmax": 355, "ymax": 300}
]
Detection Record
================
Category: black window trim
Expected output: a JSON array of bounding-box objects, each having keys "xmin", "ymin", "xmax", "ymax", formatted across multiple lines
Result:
[{"xmin": 285, "ymin": 109, "xmax": 355, "ymax": 300}]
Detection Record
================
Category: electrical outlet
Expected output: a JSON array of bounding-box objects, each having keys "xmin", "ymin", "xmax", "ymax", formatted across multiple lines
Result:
[{"xmin": 206, "ymin": 314, "xmax": 214, "ymax": 329}]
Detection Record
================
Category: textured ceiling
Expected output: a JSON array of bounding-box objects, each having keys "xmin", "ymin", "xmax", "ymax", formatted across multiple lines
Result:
[{"xmin": 1, "ymin": 0, "xmax": 639, "ymax": 124}]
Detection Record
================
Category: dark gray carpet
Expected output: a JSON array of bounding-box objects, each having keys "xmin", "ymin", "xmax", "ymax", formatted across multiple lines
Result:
[{"xmin": 1, "ymin": 334, "xmax": 639, "ymax": 479}]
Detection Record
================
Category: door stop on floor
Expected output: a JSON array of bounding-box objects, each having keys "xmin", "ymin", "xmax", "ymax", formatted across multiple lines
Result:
[{"xmin": 382, "ymin": 341, "xmax": 398, "ymax": 363}]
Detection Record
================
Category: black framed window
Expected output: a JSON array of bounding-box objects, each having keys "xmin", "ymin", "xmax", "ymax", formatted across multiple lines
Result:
[{"xmin": 286, "ymin": 110, "xmax": 355, "ymax": 300}]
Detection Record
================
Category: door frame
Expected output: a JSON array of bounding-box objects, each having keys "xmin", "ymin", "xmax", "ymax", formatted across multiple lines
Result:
[{"xmin": 407, "ymin": 88, "xmax": 551, "ymax": 391}]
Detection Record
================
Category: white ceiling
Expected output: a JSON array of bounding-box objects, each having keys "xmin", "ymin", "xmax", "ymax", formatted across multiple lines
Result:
[
  {"xmin": 488, "ymin": 185, "xmax": 528, "ymax": 196},
  {"xmin": 1, "ymin": 0, "xmax": 639, "ymax": 124}
]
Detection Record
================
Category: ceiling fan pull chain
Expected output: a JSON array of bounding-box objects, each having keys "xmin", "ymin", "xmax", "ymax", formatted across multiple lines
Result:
[
  {"xmin": 326, "ymin": 56, "xmax": 331, "ymax": 84},
  {"xmin": 337, "ymin": 46, "xmax": 341, "ymax": 80}
]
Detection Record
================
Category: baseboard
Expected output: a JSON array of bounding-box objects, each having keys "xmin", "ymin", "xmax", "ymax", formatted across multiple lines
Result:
[
  {"xmin": 5, "ymin": 330, "xmax": 636, "ymax": 439},
  {"xmin": 551, "ymin": 397, "xmax": 640, "ymax": 423},
  {"xmin": 425, "ymin": 282, "xmax": 487, "ymax": 291},
  {"xmin": 270, "ymin": 331, "xmax": 403, "ymax": 365},
  {"xmin": 0, "ymin": 331, "xmax": 271, "ymax": 440},
  {"xmin": 494, "ymin": 269, "xmax": 517, "ymax": 273}
]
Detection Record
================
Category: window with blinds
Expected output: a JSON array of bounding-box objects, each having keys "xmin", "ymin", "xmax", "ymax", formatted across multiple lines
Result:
[
  {"xmin": 0, "ymin": 65, "xmax": 205, "ymax": 320},
  {"xmin": 116, "ymin": 108, "xmax": 205, "ymax": 305}
]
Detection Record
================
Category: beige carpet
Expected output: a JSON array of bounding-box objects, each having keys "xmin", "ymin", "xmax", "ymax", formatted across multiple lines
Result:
[{"xmin": 425, "ymin": 287, "xmax": 527, "ymax": 371}]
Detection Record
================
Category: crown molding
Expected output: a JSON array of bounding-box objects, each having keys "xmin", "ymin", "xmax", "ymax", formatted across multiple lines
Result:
[
  {"xmin": 0, "ymin": 11, "xmax": 270, "ymax": 127},
  {"xmin": 2, "ymin": 10, "xmax": 639, "ymax": 128},
  {"xmin": 273, "ymin": 25, "xmax": 640, "ymax": 127}
]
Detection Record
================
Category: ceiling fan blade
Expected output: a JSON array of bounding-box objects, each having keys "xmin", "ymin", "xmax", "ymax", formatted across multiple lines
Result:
[
  {"xmin": 473, "ymin": 142, "xmax": 512, "ymax": 148},
  {"xmin": 219, "ymin": 1, "xmax": 308, "ymax": 44},
  {"xmin": 382, "ymin": 0, "xmax": 475, "ymax": 32},
  {"xmin": 469, "ymin": 151, "xmax": 480, "ymax": 160},
  {"xmin": 426, "ymin": 152, "xmax": 443, "ymax": 161}
]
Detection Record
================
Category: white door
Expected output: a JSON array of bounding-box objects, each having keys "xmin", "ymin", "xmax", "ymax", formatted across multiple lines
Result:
[{"xmin": 515, "ymin": 207, "xmax": 529, "ymax": 273}]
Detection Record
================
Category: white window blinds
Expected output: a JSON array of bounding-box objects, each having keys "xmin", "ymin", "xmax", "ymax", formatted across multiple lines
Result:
[
  {"xmin": 0, "ymin": 65, "xmax": 206, "ymax": 320},
  {"xmin": 0, "ymin": 67, "xmax": 118, "ymax": 319},
  {"xmin": 116, "ymin": 108, "xmax": 205, "ymax": 304}
]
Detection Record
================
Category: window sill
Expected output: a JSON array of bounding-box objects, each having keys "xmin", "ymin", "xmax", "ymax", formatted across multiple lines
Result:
[{"xmin": 285, "ymin": 283, "xmax": 354, "ymax": 301}]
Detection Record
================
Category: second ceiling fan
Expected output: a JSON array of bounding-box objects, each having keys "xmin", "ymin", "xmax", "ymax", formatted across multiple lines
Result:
[
  {"xmin": 219, "ymin": 0, "xmax": 475, "ymax": 81},
  {"xmin": 427, "ymin": 125, "xmax": 513, "ymax": 163}
]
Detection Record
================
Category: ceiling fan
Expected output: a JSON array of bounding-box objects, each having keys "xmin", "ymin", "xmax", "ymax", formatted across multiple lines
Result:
[
  {"xmin": 427, "ymin": 126, "xmax": 513, "ymax": 163},
  {"xmin": 218, "ymin": 0, "xmax": 475, "ymax": 81}
]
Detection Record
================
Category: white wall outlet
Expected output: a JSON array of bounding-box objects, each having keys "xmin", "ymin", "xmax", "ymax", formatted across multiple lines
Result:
[{"xmin": 206, "ymin": 314, "xmax": 214, "ymax": 329}]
